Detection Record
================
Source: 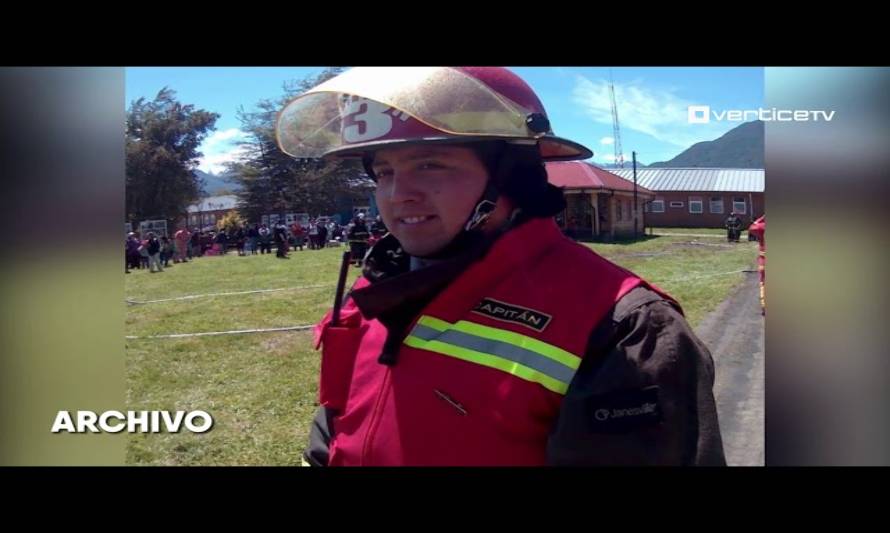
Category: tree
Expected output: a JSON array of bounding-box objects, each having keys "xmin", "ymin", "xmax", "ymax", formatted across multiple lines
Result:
[
  {"xmin": 216, "ymin": 210, "xmax": 246, "ymax": 234},
  {"xmin": 227, "ymin": 67, "xmax": 374, "ymax": 223},
  {"xmin": 126, "ymin": 88, "xmax": 219, "ymax": 226}
]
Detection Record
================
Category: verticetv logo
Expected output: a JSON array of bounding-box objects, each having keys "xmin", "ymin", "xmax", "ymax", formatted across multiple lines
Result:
[{"xmin": 688, "ymin": 105, "xmax": 836, "ymax": 123}]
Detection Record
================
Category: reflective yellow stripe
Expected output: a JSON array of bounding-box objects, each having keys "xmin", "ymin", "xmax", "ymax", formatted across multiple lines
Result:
[
  {"xmin": 406, "ymin": 315, "xmax": 582, "ymax": 395},
  {"xmin": 404, "ymin": 335, "xmax": 570, "ymax": 394},
  {"xmin": 417, "ymin": 316, "xmax": 579, "ymax": 370}
]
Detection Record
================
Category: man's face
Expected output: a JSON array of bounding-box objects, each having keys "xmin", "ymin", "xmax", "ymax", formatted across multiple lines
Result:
[{"xmin": 372, "ymin": 144, "xmax": 489, "ymax": 257}]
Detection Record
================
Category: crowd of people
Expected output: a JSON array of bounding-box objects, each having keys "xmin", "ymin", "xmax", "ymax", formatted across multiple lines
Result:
[{"xmin": 125, "ymin": 215, "xmax": 388, "ymax": 273}]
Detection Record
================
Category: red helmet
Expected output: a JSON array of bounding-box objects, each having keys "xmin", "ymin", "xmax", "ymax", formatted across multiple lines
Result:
[{"xmin": 276, "ymin": 67, "xmax": 592, "ymax": 161}]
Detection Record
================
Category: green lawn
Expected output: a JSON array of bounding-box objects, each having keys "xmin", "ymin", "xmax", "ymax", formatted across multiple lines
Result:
[
  {"xmin": 126, "ymin": 235, "xmax": 757, "ymax": 465},
  {"xmin": 585, "ymin": 235, "xmax": 756, "ymax": 326},
  {"xmin": 126, "ymin": 247, "xmax": 361, "ymax": 466},
  {"xmin": 651, "ymin": 226, "xmax": 749, "ymax": 238}
]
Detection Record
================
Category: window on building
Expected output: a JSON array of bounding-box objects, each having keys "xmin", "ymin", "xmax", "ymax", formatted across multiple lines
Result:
[
  {"xmin": 650, "ymin": 199, "xmax": 665, "ymax": 213},
  {"xmin": 689, "ymin": 197, "xmax": 703, "ymax": 214},
  {"xmin": 670, "ymin": 201, "xmax": 684, "ymax": 208},
  {"xmin": 733, "ymin": 197, "xmax": 747, "ymax": 214},
  {"xmin": 710, "ymin": 196, "xmax": 724, "ymax": 214},
  {"xmin": 616, "ymin": 199, "xmax": 623, "ymax": 221}
]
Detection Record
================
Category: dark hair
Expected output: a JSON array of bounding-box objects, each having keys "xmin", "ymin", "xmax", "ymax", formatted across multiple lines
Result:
[{"xmin": 472, "ymin": 141, "xmax": 565, "ymax": 219}]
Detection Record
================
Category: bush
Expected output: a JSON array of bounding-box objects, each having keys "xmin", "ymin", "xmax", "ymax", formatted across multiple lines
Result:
[{"xmin": 217, "ymin": 211, "xmax": 246, "ymax": 234}]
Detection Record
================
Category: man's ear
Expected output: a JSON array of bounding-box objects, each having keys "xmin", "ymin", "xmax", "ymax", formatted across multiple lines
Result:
[{"xmin": 488, "ymin": 196, "xmax": 516, "ymax": 227}]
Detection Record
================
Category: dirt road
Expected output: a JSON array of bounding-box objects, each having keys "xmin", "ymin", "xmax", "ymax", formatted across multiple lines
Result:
[{"xmin": 694, "ymin": 270, "xmax": 765, "ymax": 466}]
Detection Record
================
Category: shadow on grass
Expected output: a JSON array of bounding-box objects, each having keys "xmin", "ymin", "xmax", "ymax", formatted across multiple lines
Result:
[{"xmin": 569, "ymin": 233, "xmax": 662, "ymax": 246}]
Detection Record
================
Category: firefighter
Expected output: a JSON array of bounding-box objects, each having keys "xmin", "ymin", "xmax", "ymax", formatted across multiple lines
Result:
[
  {"xmin": 274, "ymin": 220, "xmax": 289, "ymax": 258},
  {"xmin": 347, "ymin": 213, "xmax": 371, "ymax": 267},
  {"xmin": 748, "ymin": 215, "xmax": 766, "ymax": 315},
  {"xmin": 276, "ymin": 67, "xmax": 725, "ymax": 466},
  {"xmin": 725, "ymin": 211, "xmax": 743, "ymax": 242},
  {"xmin": 370, "ymin": 214, "xmax": 387, "ymax": 238}
]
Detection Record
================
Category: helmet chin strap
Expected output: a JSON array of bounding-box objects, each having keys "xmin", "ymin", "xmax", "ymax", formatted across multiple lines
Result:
[{"xmin": 464, "ymin": 183, "xmax": 499, "ymax": 232}]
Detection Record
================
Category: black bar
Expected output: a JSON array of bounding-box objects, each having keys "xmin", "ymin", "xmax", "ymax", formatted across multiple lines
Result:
[{"xmin": 331, "ymin": 250, "xmax": 352, "ymax": 327}]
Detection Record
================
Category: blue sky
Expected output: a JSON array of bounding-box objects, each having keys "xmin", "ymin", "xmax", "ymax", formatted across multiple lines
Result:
[{"xmin": 126, "ymin": 67, "xmax": 764, "ymax": 173}]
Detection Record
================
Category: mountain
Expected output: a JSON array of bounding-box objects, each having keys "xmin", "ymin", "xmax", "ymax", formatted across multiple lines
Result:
[
  {"xmin": 599, "ymin": 161, "xmax": 648, "ymax": 170},
  {"xmin": 649, "ymin": 120, "xmax": 764, "ymax": 168},
  {"xmin": 195, "ymin": 170, "xmax": 242, "ymax": 195}
]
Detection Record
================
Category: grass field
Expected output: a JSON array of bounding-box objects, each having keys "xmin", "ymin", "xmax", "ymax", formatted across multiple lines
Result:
[
  {"xmin": 650, "ymin": 226, "xmax": 754, "ymax": 240},
  {"xmin": 125, "ymin": 233, "xmax": 757, "ymax": 465}
]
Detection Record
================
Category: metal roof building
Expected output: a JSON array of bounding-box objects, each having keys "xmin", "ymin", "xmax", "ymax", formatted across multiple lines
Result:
[
  {"xmin": 543, "ymin": 162, "xmax": 654, "ymax": 241},
  {"xmin": 186, "ymin": 195, "xmax": 240, "ymax": 213},
  {"xmin": 606, "ymin": 168, "xmax": 765, "ymax": 229},
  {"xmin": 547, "ymin": 161, "xmax": 656, "ymax": 194},
  {"xmin": 608, "ymin": 168, "xmax": 764, "ymax": 193}
]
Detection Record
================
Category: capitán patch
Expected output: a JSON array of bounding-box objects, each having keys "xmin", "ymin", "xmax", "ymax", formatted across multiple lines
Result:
[{"xmin": 471, "ymin": 297, "xmax": 552, "ymax": 333}]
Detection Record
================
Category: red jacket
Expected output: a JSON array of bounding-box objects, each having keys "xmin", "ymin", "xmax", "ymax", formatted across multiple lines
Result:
[
  {"xmin": 749, "ymin": 216, "xmax": 766, "ymax": 274},
  {"xmin": 313, "ymin": 218, "xmax": 674, "ymax": 466}
]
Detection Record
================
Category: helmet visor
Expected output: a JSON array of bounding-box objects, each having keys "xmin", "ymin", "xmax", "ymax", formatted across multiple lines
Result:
[{"xmin": 275, "ymin": 67, "xmax": 537, "ymax": 158}]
